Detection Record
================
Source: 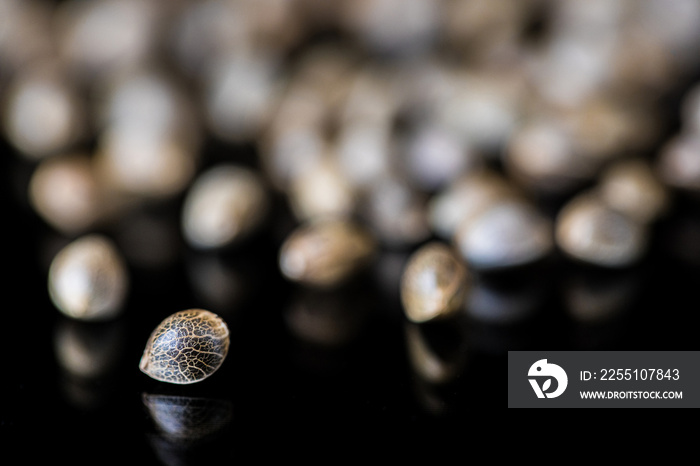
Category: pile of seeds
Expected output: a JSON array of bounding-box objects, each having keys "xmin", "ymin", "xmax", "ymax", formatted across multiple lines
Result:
[{"xmin": 4, "ymin": 0, "xmax": 700, "ymax": 383}]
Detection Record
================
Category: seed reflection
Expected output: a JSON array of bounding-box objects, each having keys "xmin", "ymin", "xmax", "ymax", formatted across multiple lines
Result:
[
  {"xmin": 143, "ymin": 393, "xmax": 233, "ymax": 466},
  {"xmin": 465, "ymin": 270, "xmax": 548, "ymax": 325},
  {"xmin": 404, "ymin": 320, "xmax": 469, "ymax": 385},
  {"xmin": 563, "ymin": 267, "xmax": 641, "ymax": 324},
  {"xmin": 284, "ymin": 286, "xmax": 370, "ymax": 348},
  {"xmin": 53, "ymin": 315, "xmax": 125, "ymax": 409}
]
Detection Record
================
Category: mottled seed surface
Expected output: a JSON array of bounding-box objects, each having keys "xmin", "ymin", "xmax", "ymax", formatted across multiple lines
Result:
[{"xmin": 140, "ymin": 309, "xmax": 230, "ymax": 384}]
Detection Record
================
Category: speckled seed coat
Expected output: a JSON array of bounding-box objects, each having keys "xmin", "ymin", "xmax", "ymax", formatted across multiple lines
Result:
[{"xmin": 140, "ymin": 309, "xmax": 230, "ymax": 384}]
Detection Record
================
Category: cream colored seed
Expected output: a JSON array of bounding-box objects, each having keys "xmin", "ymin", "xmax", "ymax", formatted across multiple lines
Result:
[
  {"xmin": 29, "ymin": 153, "xmax": 101, "ymax": 235},
  {"xmin": 279, "ymin": 218, "xmax": 376, "ymax": 288},
  {"xmin": 288, "ymin": 157, "xmax": 357, "ymax": 222},
  {"xmin": 48, "ymin": 234, "xmax": 129, "ymax": 321},
  {"xmin": 453, "ymin": 199, "xmax": 553, "ymax": 271},
  {"xmin": 181, "ymin": 164, "xmax": 269, "ymax": 250},
  {"xmin": 94, "ymin": 126, "xmax": 198, "ymax": 200},
  {"xmin": 360, "ymin": 174, "xmax": 431, "ymax": 248},
  {"xmin": 400, "ymin": 241, "xmax": 468, "ymax": 323},
  {"xmin": 139, "ymin": 309, "xmax": 230, "ymax": 385},
  {"xmin": 3, "ymin": 67, "xmax": 85, "ymax": 160},
  {"xmin": 427, "ymin": 169, "xmax": 514, "ymax": 240},
  {"xmin": 555, "ymin": 190, "xmax": 648, "ymax": 268},
  {"xmin": 599, "ymin": 158, "xmax": 669, "ymax": 224}
]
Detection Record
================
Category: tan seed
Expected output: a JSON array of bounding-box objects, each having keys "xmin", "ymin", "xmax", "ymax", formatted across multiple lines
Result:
[
  {"xmin": 599, "ymin": 158, "xmax": 669, "ymax": 224},
  {"xmin": 139, "ymin": 309, "xmax": 230, "ymax": 385},
  {"xmin": 48, "ymin": 234, "xmax": 129, "ymax": 321},
  {"xmin": 181, "ymin": 164, "xmax": 269, "ymax": 250},
  {"xmin": 279, "ymin": 218, "xmax": 376, "ymax": 288},
  {"xmin": 400, "ymin": 241, "xmax": 468, "ymax": 323},
  {"xmin": 555, "ymin": 191, "xmax": 648, "ymax": 267}
]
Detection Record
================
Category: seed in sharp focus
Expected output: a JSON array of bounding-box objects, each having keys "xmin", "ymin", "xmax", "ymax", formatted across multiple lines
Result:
[
  {"xmin": 48, "ymin": 234, "xmax": 129, "ymax": 321},
  {"xmin": 279, "ymin": 218, "xmax": 376, "ymax": 288},
  {"xmin": 453, "ymin": 199, "xmax": 554, "ymax": 271},
  {"xmin": 555, "ymin": 190, "xmax": 648, "ymax": 268},
  {"xmin": 400, "ymin": 241, "xmax": 469, "ymax": 324},
  {"xmin": 181, "ymin": 164, "xmax": 269, "ymax": 250},
  {"xmin": 139, "ymin": 309, "xmax": 230, "ymax": 385}
]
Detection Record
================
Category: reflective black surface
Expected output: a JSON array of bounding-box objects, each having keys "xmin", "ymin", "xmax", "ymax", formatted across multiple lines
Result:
[{"xmin": 5, "ymin": 139, "xmax": 700, "ymax": 442}]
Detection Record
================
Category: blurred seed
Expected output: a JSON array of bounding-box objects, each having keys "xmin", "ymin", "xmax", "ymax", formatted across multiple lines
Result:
[
  {"xmin": 440, "ymin": 0, "xmax": 528, "ymax": 61},
  {"xmin": 631, "ymin": 0, "xmax": 700, "ymax": 73},
  {"xmin": 170, "ymin": 0, "xmax": 254, "ymax": 79},
  {"xmin": 434, "ymin": 67, "xmax": 524, "ymax": 155},
  {"xmin": 288, "ymin": 157, "xmax": 356, "ymax": 222},
  {"xmin": 0, "ymin": 0, "xmax": 54, "ymax": 80},
  {"xmin": 610, "ymin": 25, "xmax": 677, "ymax": 94},
  {"xmin": 48, "ymin": 234, "xmax": 129, "ymax": 321},
  {"xmin": 94, "ymin": 126, "xmax": 198, "ymax": 199},
  {"xmin": 599, "ymin": 158, "xmax": 670, "ymax": 224},
  {"xmin": 427, "ymin": 169, "xmax": 514, "ymax": 240},
  {"xmin": 404, "ymin": 321, "xmax": 468, "ymax": 385},
  {"xmin": 340, "ymin": 0, "xmax": 441, "ymax": 56},
  {"xmin": 400, "ymin": 241, "xmax": 468, "ymax": 323},
  {"xmin": 401, "ymin": 120, "xmax": 481, "ymax": 192},
  {"xmin": 338, "ymin": 63, "xmax": 399, "ymax": 128},
  {"xmin": 562, "ymin": 97, "xmax": 661, "ymax": 163},
  {"xmin": 55, "ymin": 0, "xmax": 161, "ymax": 82},
  {"xmin": 656, "ymin": 132, "xmax": 700, "ymax": 192},
  {"xmin": 335, "ymin": 121, "xmax": 393, "ymax": 189},
  {"xmin": 454, "ymin": 198, "xmax": 553, "ymax": 271},
  {"xmin": 527, "ymin": 29, "xmax": 613, "ymax": 109},
  {"xmin": 504, "ymin": 118, "xmax": 596, "ymax": 195},
  {"xmin": 360, "ymin": 173, "xmax": 431, "ymax": 249},
  {"xmin": 203, "ymin": 53, "xmax": 280, "ymax": 142},
  {"xmin": 555, "ymin": 190, "xmax": 648, "ymax": 267},
  {"xmin": 3, "ymin": 64, "xmax": 85, "ymax": 160},
  {"xmin": 181, "ymin": 164, "xmax": 269, "ymax": 250},
  {"xmin": 28, "ymin": 153, "xmax": 102, "ymax": 235},
  {"xmin": 279, "ymin": 218, "xmax": 376, "ymax": 288},
  {"xmin": 97, "ymin": 67, "xmax": 202, "ymax": 152},
  {"xmin": 285, "ymin": 44, "xmax": 358, "ymax": 117}
]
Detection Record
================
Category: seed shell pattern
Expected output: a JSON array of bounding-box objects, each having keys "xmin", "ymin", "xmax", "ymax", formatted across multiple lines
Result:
[{"xmin": 140, "ymin": 309, "xmax": 230, "ymax": 384}]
